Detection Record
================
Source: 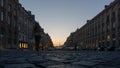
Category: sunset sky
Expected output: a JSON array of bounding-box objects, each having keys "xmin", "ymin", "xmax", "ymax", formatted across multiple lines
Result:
[{"xmin": 19, "ymin": 0, "xmax": 114, "ymax": 46}]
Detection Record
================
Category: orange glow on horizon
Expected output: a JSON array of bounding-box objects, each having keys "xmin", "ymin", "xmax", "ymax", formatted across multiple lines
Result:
[
  {"xmin": 48, "ymin": 29, "xmax": 67, "ymax": 47},
  {"xmin": 53, "ymin": 40, "xmax": 65, "ymax": 47}
]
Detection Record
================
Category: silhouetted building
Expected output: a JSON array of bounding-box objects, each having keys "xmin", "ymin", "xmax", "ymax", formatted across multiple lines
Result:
[
  {"xmin": 0, "ymin": 0, "xmax": 19, "ymax": 49},
  {"xmin": 18, "ymin": 5, "xmax": 36, "ymax": 50},
  {"xmin": 0, "ymin": 0, "xmax": 53, "ymax": 50},
  {"xmin": 33, "ymin": 22, "xmax": 54, "ymax": 50},
  {"xmin": 40, "ymin": 33, "xmax": 54, "ymax": 50},
  {"xmin": 65, "ymin": 0, "xmax": 120, "ymax": 50}
]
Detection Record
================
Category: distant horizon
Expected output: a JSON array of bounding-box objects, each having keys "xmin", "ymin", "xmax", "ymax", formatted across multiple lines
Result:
[{"xmin": 19, "ymin": 0, "xmax": 114, "ymax": 46}]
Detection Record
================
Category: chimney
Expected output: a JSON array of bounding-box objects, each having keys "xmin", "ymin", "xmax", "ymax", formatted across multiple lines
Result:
[
  {"xmin": 87, "ymin": 20, "xmax": 90, "ymax": 23},
  {"xmin": 105, "ymin": 5, "xmax": 108, "ymax": 8},
  {"xmin": 28, "ymin": 11, "xmax": 31, "ymax": 15},
  {"xmin": 32, "ymin": 15, "xmax": 35, "ymax": 20}
]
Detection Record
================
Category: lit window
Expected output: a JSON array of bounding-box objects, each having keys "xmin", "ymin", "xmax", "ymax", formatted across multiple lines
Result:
[
  {"xmin": 25, "ymin": 44, "xmax": 28, "ymax": 48},
  {"xmin": 107, "ymin": 35, "xmax": 111, "ymax": 41},
  {"xmin": 22, "ymin": 43, "xmax": 24, "ymax": 48},
  {"xmin": 26, "ymin": 44, "xmax": 28, "ymax": 48},
  {"xmin": 24, "ymin": 43, "xmax": 26, "ymax": 48},
  {"xmin": 19, "ymin": 43, "xmax": 22, "ymax": 48},
  {"xmin": 24, "ymin": 44, "xmax": 26, "ymax": 48}
]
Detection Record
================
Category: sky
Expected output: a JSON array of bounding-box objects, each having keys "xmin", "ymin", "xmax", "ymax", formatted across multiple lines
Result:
[{"xmin": 19, "ymin": 0, "xmax": 114, "ymax": 46}]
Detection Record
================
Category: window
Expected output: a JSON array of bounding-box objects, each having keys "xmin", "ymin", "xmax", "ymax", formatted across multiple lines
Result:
[
  {"xmin": 14, "ymin": 19, "xmax": 17, "ymax": 27},
  {"xmin": 102, "ymin": 36, "xmax": 105, "ymax": 40},
  {"xmin": 118, "ymin": 8, "xmax": 120, "ymax": 29},
  {"xmin": 1, "ymin": 27, "xmax": 4, "ymax": 34},
  {"xmin": 14, "ymin": 20, "xmax": 16, "ymax": 27},
  {"xmin": 14, "ymin": 31, "xmax": 17, "ymax": 38},
  {"xmin": 111, "ymin": 12, "xmax": 116, "ymax": 30},
  {"xmin": 18, "ymin": 26, "xmax": 21, "ymax": 31},
  {"xmin": 0, "ymin": 0, "xmax": 4, "ymax": 7},
  {"xmin": 112, "ymin": 40, "xmax": 116, "ymax": 46},
  {"xmin": 112, "ymin": 34, "xmax": 116, "ymax": 39},
  {"xmin": 106, "ymin": 15, "xmax": 110, "ymax": 32},
  {"xmin": 111, "ymin": 22, "xmax": 116, "ymax": 30},
  {"xmin": 7, "ymin": 30, "xmax": 12, "ymax": 46},
  {"xmin": 19, "ymin": 43, "xmax": 22, "ymax": 48},
  {"xmin": 107, "ymin": 24, "xmax": 110, "ymax": 31},
  {"xmin": 8, "ymin": 4, "xmax": 11, "ymax": 12},
  {"xmin": 111, "ymin": 12, "xmax": 116, "ymax": 22},
  {"xmin": 1, "ymin": 11, "xmax": 3, "ymax": 21},
  {"xmin": 118, "ymin": 8, "xmax": 120, "ymax": 21},
  {"xmin": 8, "ymin": 16, "xmax": 11, "ymax": 25},
  {"xmin": 7, "ymin": 37, "xmax": 11, "ymax": 45},
  {"xmin": 0, "ymin": 27, "xmax": 4, "ymax": 45},
  {"xmin": 119, "ymin": 40, "xmax": 120, "ymax": 45},
  {"xmin": 119, "ymin": 32, "xmax": 120, "ymax": 38},
  {"xmin": 14, "ymin": 39, "xmax": 17, "ymax": 46},
  {"xmin": 14, "ymin": 10, "xmax": 17, "ymax": 16},
  {"xmin": 102, "ymin": 23, "xmax": 104, "ymax": 33}
]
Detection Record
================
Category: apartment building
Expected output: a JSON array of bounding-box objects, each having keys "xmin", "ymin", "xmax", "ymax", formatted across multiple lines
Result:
[
  {"xmin": 0, "ymin": 0, "xmax": 54, "ymax": 50},
  {"xmin": 0, "ymin": 0, "xmax": 36, "ymax": 50},
  {"xmin": 17, "ymin": 5, "xmax": 36, "ymax": 49},
  {"xmin": 0, "ymin": 0, "xmax": 19, "ymax": 49},
  {"xmin": 65, "ymin": 0, "xmax": 120, "ymax": 50}
]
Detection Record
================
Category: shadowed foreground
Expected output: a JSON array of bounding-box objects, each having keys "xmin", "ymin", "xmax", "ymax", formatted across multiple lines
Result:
[{"xmin": 0, "ymin": 50, "xmax": 120, "ymax": 68}]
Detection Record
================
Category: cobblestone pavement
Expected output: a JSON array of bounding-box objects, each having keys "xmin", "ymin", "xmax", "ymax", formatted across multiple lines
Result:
[{"xmin": 0, "ymin": 50, "xmax": 120, "ymax": 68}]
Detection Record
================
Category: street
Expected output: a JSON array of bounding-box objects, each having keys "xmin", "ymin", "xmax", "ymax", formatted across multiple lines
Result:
[{"xmin": 0, "ymin": 50, "xmax": 120, "ymax": 68}]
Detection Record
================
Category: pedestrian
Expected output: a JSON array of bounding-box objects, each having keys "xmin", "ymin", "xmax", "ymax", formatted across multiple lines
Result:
[
  {"xmin": 34, "ymin": 34, "xmax": 41, "ymax": 56},
  {"xmin": 33, "ymin": 22, "xmax": 42, "ymax": 56}
]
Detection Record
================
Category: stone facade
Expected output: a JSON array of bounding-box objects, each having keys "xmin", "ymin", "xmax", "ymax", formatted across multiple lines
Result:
[
  {"xmin": 65, "ymin": 0, "xmax": 120, "ymax": 50},
  {"xmin": 17, "ymin": 5, "xmax": 36, "ymax": 50},
  {"xmin": 0, "ymin": 0, "xmax": 53, "ymax": 50},
  {"xmin": 0, "ymin": 0, "xmax": 19, "ymax": 49}
]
